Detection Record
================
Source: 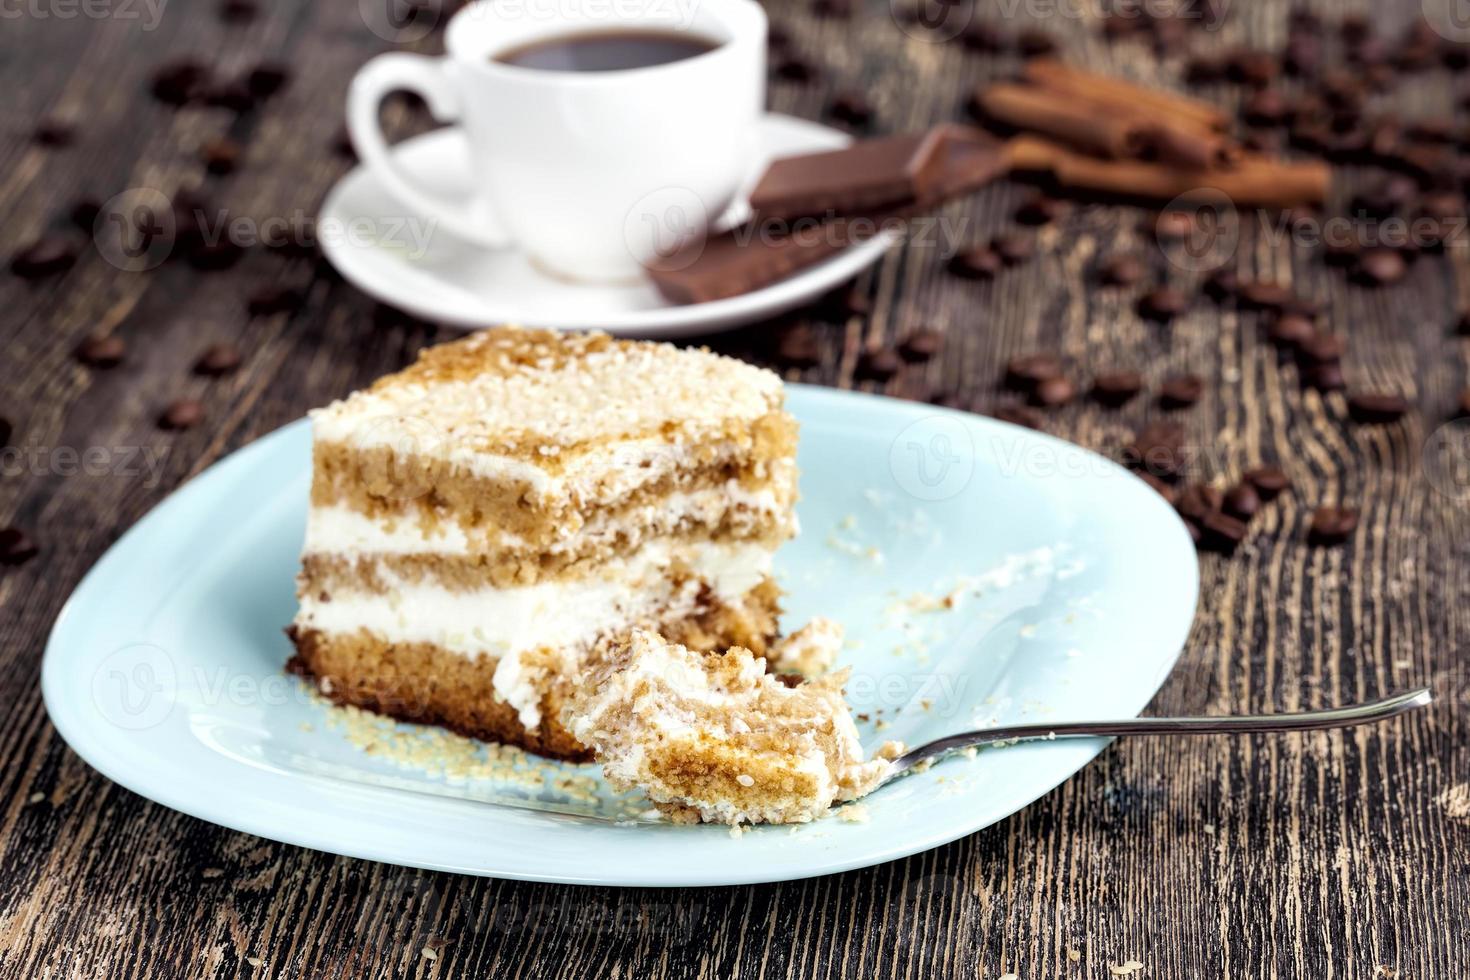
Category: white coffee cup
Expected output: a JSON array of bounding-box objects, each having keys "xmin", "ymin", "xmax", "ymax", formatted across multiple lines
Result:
[{"xmin": 347, "ymin": 0, "xmax": 766, "ymax": 284}]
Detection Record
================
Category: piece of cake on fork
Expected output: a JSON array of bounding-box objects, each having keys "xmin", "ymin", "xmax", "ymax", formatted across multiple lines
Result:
[{"xmin": 288, "ymin": 326, "xmax": 798, "ymax": 760}]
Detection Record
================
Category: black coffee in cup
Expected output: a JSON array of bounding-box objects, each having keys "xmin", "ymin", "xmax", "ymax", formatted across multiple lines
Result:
[{"xmin": 494, "ymin": 29, "xmax": 719, "ymax": 72}]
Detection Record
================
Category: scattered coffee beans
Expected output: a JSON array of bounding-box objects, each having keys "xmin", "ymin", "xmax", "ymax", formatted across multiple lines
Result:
[
  {"xmin": 1347, "ymin": 391, "xmax": 1409, "ymax": 423},
  {"xmin": 1355, "ymin": 247, "xmax": 1407, "ymax": 286},
  {"xmin": 75, "ymin": 333, "xmax": 126, "ymax": 368},
  {"xmin": 949, "ymin": 246, "xmax": 1002, "ymax": 280},
  {"xmin": 992, "ymin": 234, "xmax": 1034, "ymax": 266},
  {"xmin": 1138, "ymin": 287, "xmax": 1189, "ymax": 321},
  {"xmin": 1244, "ymin": 466, "xmax": 1292, "ymax": 500},
  {"xmin": 1158, "ymin": 373, "xmax": 1204, "ymax": 409},
  {"xmin": 11, "ymin": 237, "xmax": 78, "ymax": 279},
  {"xmin": 856, "ymin": 347, "xmax": 903, "ymax": 382},
  {"xmin": 898, "ymin": 328, "xmax": 943, "ymax": 363},
  {"xmin": 1308, "ymin": 505, "xmax": 1359, "ymax": 545},
  {"xmin": 1005, "ymin": 353, "xmax": 1063, "ymax": 392},
  {"xmin": 1030, "ymin": 375, "xmax": 1077, "ymax": 408},
  {"xmin": 0, "ymin": 527, "xmax": 38, "ymax": 566},
  {"xmin": 991, "ymin": 403, "xmax": 1044, "ymax": 430},
  {"xmin": 1091, "ymin": 370, "xmax": 1144, "ymax": 407},
  {"xmin": 1099, "ymin": 255, "xmax": 1145, "ymax": 287},
  {"xmin": 1223, "ymin": 482, "xmax": 1262, "ymax": 520},
  {"xmin": 1125, "ymin": 420, "xmax": 1188, "ymax": 479},
  {"xmin": 195, "ymin": 344, "xmax": 243, "ymax": 377},
  {"xmin": 159, "ymin": 398, "xmax": 205, "ymax": 431}
]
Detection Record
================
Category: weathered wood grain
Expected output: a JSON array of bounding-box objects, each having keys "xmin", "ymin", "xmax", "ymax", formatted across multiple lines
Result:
[{"xmin": 1, "ymin": 0, "xmax": 1467, "ymax": 978}]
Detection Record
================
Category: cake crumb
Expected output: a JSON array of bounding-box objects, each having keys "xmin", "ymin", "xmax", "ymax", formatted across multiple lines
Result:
[
  {"xmin": 421, "ymin": 947, "xmax": 439, "ymax": 961},
  {"xmin": 28, "ymin": 792, "xmax": 43, "ymax": 804},
  {"xmin": 1067, "ymin": 948, "xmax": 1081, "ymax": 963},
  {"xmin": 1109, "ymin": 960, "xmax": 1145, "ymax": 976},
  {"xmin": 837, "ymin": 803, "xmax": 870, "ymax": 823},
  {"xmin": 768, "ymin": 618, "xmax": 844, "ymax": 677},
  {"xmin": 247, "ymin": 957, "xmax": 262, "ymax": 968}
]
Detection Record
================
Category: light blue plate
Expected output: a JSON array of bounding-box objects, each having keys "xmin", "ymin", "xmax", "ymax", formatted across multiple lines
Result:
[{"xmin": 42, "ymin": 386, "xmax": 1198, "ymax": 886}]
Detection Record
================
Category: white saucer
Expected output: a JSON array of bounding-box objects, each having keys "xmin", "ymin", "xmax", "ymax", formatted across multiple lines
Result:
[{"xmin": 318, "ymin": 115, "xmax": 897, "ymax": 338}]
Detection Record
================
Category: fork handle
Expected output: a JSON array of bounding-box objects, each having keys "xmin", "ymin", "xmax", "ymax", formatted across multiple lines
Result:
[{"xmin": 892, "ymin": 687, "xmax": 1433, "ymax": 774}]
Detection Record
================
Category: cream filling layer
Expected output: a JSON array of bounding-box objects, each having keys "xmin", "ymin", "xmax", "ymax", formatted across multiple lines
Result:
[
  {"xmin": 303, "ymin": 475, "xmax": 795, "ymax": 557},
  {"xmin": 294, "ymin": 538, "xmax": 774, "ymax": 729}
]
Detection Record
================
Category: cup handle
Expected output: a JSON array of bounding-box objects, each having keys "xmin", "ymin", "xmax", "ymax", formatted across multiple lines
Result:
[{"xmin": 346, "ymin": 53, "xmax": 509, "ymax": 249}]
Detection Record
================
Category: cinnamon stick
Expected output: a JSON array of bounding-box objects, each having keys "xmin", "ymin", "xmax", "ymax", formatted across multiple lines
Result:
[
  {"xmin": 975, "ymin": 82, "xmax": 1153, "ymax": 160},
  {"xmin": 1049, "ymin": 149, "xmax": 1330, "ymax": 209},
  {"xmin": 1021, "ymin": 58, "xmax": 1230, "ymax": 133}
]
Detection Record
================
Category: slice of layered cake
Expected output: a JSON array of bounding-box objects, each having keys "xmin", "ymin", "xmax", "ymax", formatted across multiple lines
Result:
[
  {"xmin": 289, "ymin": 327, "xmax": 798, "ymax": 760},
  {"xmin": 566, "ymin": 629, "xmax": 899, "ymax": 825}
]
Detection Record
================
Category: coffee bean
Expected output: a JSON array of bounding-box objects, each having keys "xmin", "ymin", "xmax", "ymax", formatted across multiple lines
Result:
[
  {"xmin": 1029, "ymin": 375, "xmax": 1077, "ymax": 408},
  {"xmin": 991, "ymin": 403, "xmax": 1044, "ymax": 430},
  {"xmin": 1222, "ymin": 482, "xmax": 1261, "ymax": 520},
  {"xmin": 1137, "ymin": 471, "xmax": 1177, "ymax": 505},
  {"xmin": 75, "ymin": 333, "xmax": 125, "ymax": 368},
  {"xmin": 1185, "ymin": 54, "xmax": 1227, "ymax": 85},
  {"xmin": 1099, "ymin": 254, "xmax": 1145, "ymax": 287},
  {"xmin": 1138, "ymin": 287, "xmax": 1189, "ymax": 321},
  {"xmin": 1284, "ymin": 34, "xmax": 1323, "ymax": 77},
  {"xmin": 201, "ymin": 138, "xmax": 243, "ymax": 175},
  {"xmin": 1203, "ymin": 268, "xmax": 1239, "ymax": 302},
  {"xmin": 219, "ymin": 0, "xmax": 257, "ymax": 22},
  {"xmin": 1016, "ymin": 29, "xmax": 1057, "ymax": 57},
  {"xmin": 11, "ymin": 236, "xmax": 78, "ymax": 279},
  {"xmin": 150, "ymin": 60, "xmax": 211, "ymax": 106},
  {"xmin": 1092, "ymin": 370, "xmax": 1144, "ymax": 407},
  {"xmin": 961, "ymin": 22, "xmax": 1006, "ymax": 52},
  {"xmin": 1458, "ymin": 388, "xmax": 1470, "ymax": 417},
  {"xmin": 1303, "ymin": 362, "xmax": 1346, "ymax": 391},
  {"xmin": 247, "ymin": 62, "xmax": 291, "ymax": 99},
  {"xmin": 159, "ymin": 398, "xmax": 205, "ymax": 431},
  {"xmin": 1352, "ymin": 174, "xmax": 1418, "ymax": 217},
  {"xmin": 195, "ymin": 343, "xmax": 243, "ymax": 377},
  {"xmin": 0, "ymin": 416, "xmax": 10, "ymax": 448},
  {"xmin": 1355, "ymin": 247, "xmax": 1407, "ymax": 285},
  {"xmin": 1125, "ymin": 420, "xmax": 1188, "ymax": 479},
  {"xmin": 827, "ymin": 92, "xmax": 872, "ymax": 128},
  {"xmin": 812, "ymin": 0, "xmax": 851, "ymax": 18},
  {"xmin": 1225, "ymin": 48, "xmax": 1278, "ymax": 87},
  {"xmin": 1347, "ymin": 391, "xmax": 1409, "ymax": 423},
  {"xmin": 1339, "ymin": 14, "xmax": 1371, "ymax": 43},
  {"xmin": 1268, "ymin": 313, "xmax": 1318, "ymax": 349},
  {"xmin": 1198, "ymin": 510, "xmax": 1249, "ymax": 553},
  {"xmin": 1299, "ymin": 333, "xmax": 1346, "ymax": 364},
  {"xmin": 775, "ymin": 57, "xmax": 818, "ymax": 83},
  {"xmin": 0, "ymin": 527, "xmax": 39, "ymax": 567},
  {"xmin": 992, "ymin": 234, "xmax": 1034, "ymax": 266},
  {"xmin": 1005, "ymin": 353, "xmax": 1064, "ymax": 392},
  {"xmin": 856, "ymin": 347, "xmax": 903, "ymax": 382},
  {"xmin": 898, "ymin": 327, "xmax": 943, "ymax": 363},
  {"xmin": 949, "ymin": 246, "xmax": 1002, "ymax": 280},
  {"xmin": 68, "ymin": 198, "xmax": 102, "ymax": 232},
  {"xmin": 1236, "ymin": 280, "xmax": 1295, "ymax": 312},
  {"xmin": 204, "ymin": 81, "xmax": 256, "ymax": 113},
  {"xmin": 32, "ymin": 118, "xmax": 75, "ymax": 147},
  {"xmin": 1176, "ymin": 483, "xmax": 1224, "ymax": 523},
  {"xmin": 1014, "ymin": 193, "xmax": 1066, "ymax": 226},
  {"xmin": 1245, "ymin": 465, "xmax": 1291, "ymax": 500},
  {"xmin": 930, "ymin": 391, "xmax": 974, "ymax": 411},
  {"xmin": 1158, "ymin": 373, "xmax": 1205, "ymax": 409},
  {"xmin": 1243, "ymin": 89, "xmax": 1290, "ymax": 126},
  {"xmin": 775, "ymin": 325, "xmax": 821, "ymax": 368},
  {"xmin": 247, "ymin": 285, "xmax": 306, "ymax": 317},
  {"xmin": 1308, "ymin": 505, "xmax": 1359, "ymax": 545}
]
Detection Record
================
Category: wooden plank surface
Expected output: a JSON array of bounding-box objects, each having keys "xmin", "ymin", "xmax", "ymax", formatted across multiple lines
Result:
[{"xmin": 2, "ymin": 0, "xmax": 1468, "ymax": 977}]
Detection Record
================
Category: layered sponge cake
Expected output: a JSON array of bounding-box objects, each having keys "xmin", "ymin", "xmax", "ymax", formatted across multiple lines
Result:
[
  {"xmin": 567, "ymin": 629, "xmax": 898, "ymax": 825},
  {"xmin": 289, "ymin": 327, "xmax": 798, "ymax": 760}
]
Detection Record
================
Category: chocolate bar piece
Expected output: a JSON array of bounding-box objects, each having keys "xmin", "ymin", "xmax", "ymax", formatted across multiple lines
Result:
[
  {"xmin": 747, "ymin": 128, "xmax": 951, "ymax": 221},
  {"xmin": 647, "ymin": 130, "xmax": 1007, "ymax": 304}
]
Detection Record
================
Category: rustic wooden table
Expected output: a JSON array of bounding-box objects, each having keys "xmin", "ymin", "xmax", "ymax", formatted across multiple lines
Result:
[{"xmin": 3, "ymin": 0, "xmax": 1468, "ymax": 976}]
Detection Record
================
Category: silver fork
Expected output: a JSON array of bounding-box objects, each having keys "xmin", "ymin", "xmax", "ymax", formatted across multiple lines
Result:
[{"xmin": 879, "ymin": 687, "xmax": 1434, "ymax": 788}]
